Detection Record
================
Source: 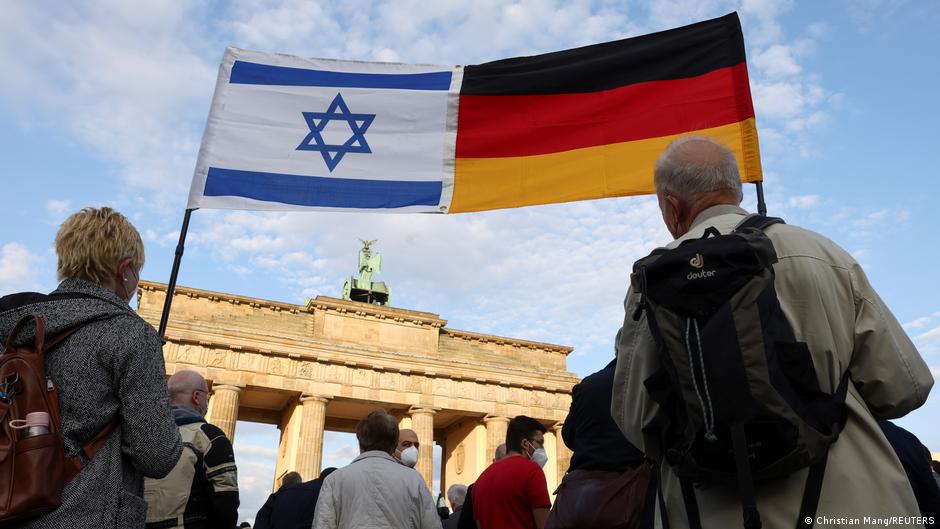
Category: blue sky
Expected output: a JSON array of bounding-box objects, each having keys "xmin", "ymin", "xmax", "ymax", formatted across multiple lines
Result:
[{"xmin": 2, "ymin": 0, "xmax": 939, "ymax": 523}]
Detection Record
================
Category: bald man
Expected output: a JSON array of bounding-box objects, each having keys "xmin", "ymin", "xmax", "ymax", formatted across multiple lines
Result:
[
  {"xmin": 395, "ymin": 428, "xmax": 420, "ymax": 468},
  {"xmin": 144, "ymin": 371, "xmax": 240, "ymax": 529},
  {"xmin": 612, "ymin": 136, "xmax": 932, "ymax": 528}
]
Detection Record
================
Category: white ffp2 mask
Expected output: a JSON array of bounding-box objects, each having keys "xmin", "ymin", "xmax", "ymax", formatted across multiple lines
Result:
[
  {"xmin": 531, "ymin": 448, "xmax": 548, "ymax": 468},
  {"xmin": 401, "ymin": 446, "xmax": 419, "ymax": 468}
]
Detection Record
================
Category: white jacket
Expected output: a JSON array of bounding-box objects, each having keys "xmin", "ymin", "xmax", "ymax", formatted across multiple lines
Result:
[
  {"xmin": 313, "ymin": 450, "xmax": 442, "ymax": 529},
  {"xmin": 613, "ymin": 205, "xmax": 933, "ymax": 529}
]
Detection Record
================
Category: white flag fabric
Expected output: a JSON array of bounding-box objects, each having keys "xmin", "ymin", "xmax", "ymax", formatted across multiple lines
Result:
[{"xmin": 187, "ymin": 47, "xmax": 461, "ymax": 213}]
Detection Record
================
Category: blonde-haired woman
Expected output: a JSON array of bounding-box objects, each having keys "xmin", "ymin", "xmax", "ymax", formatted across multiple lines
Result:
[{"xmin": 0, "ymin": 207, "xmax": 182, "ymax": 528}]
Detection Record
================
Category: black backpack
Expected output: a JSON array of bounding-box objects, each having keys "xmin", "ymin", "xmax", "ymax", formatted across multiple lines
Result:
[{"xmin": 630, "ymin": 215, "xmax": 849, "ymax": 529}]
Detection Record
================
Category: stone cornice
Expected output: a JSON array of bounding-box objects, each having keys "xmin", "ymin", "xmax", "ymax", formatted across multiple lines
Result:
[
  {"xmin": 165, "ymin": 332, "xmax": 579, "ymax": 394},
  {"xmin": 142, "ymin": 280, "xmax": 575, "ymax": 355},
  {"xmin": 140, "ymin": 280, "xmax": 304, "ymax": 313},
  {"xmin": 442, "ymin": 329, "xmax": 575, "ymax": 356},
  {"xmin": 308, "ymin": 296, "xmax": 446, "ymax": 328}
]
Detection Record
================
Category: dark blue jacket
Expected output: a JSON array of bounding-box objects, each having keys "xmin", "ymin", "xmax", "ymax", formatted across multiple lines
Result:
[
  {"xmin": 562, "ymin": 360, "xmax": 645, "ymax": 472},
  {"xmin": 253, "ymin": 479, "xmax": 325, "ymax": 529},
  {"xmin": 879, "ymin": 421, "xmax": 940, "ymax": 520}
]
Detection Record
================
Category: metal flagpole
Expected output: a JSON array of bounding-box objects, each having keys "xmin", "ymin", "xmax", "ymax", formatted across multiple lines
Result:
[
  {"xmin": 755, "ymin": 182, "xmax": 767, "ymax": 215},
  {"xmin": 158, "ymin": 208, "xmax": 196, "ymax": 338}
]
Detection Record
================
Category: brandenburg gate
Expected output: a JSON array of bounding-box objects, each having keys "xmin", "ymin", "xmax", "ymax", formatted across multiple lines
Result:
[{"xmin": 137, "ymin": 280, "xmax": 580, "ymax": 493}]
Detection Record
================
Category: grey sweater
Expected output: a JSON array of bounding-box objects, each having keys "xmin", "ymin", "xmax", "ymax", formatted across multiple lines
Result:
[{"xmin": 0, "ymin": 278, "xmax": 182, "ymax": 528}]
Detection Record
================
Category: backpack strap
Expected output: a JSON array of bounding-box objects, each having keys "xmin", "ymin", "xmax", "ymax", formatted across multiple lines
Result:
[
  {"xmin": 655, "ymin": 462, "xmax": 672, "ymax": 529},
  {"xmin": 37, "ymin": 317, "xmax": 122, "ymax": 485},
  {"xmin": 795, "ymin": 372, "xmax": 849, "ymax": 529},
  {"xmin": 679, "ymin": 477, "xmax": 703, "ymax": 529},
  {"xmin": 795, "ymin": 454, "xmax": 828, "ymax": 528},
  {"xmin": 731, "ymin": 423, "xmax": 763, "ymax": 529},
  {"xmin": 734, "ymin": 214, "xmax": 785, "ymax": 233},
  {"xmin": 62, "ymin": 416, "xmax": 121, "ymax": 483}
]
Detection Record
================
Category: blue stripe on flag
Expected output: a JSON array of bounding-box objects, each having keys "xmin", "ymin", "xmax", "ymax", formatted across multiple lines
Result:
[
  {"xmin": 204, "ymin": 168, "xmax": 442, "ymax": 209},
  {"xmin": 230, "ymin": 60, "xmax": 452, "ymax": 90}
]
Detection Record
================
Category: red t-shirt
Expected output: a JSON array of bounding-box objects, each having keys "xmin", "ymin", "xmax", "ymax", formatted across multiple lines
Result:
[{"xmin": 472, "ymin": 455, "xmax": 551, "ymax": 529}]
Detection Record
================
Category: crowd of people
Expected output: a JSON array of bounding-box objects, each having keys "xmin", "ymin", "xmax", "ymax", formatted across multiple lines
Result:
[{"xmin": 1, "ymin": 136, "xmax": 937, "ymax": 528}]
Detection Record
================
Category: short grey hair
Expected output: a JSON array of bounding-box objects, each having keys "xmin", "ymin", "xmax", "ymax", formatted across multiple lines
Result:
[
  {"xmin": 447, "ymin": 483, "xmax": 468, "ymax": 506},
  {"xmin": 654, "ymin": 136, "xmax": 743, "ymax": 206}
]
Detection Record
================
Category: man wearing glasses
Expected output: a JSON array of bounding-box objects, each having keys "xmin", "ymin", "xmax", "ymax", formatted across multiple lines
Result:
[
  {"xmin": 144, "ymin": 370, "xmax": 240, "ymax": 529},
  {"xmin": 472, "ymin": 416, "xmax": 551, "ymax": 529}
]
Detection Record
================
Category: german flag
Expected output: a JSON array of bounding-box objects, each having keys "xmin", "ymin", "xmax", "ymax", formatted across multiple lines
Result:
[{"xmin": 450, "ymin": 12, "xmax": 761, "ymax": 213}]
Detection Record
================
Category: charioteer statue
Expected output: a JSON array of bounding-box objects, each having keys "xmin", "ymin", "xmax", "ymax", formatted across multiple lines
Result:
[{"xmin": 341, "ymin": 239, "xmax": 391, "ymax": 305}]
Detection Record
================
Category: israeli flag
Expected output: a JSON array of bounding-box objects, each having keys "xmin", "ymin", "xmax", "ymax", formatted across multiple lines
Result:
[{"xmin": 187, "ymin": 47, "xmax": 461, "ymax": 213}]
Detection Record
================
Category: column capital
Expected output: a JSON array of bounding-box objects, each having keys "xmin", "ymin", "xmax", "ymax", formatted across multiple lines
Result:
[
  {"xmin": 300, "ymin": 394, "xmax": 331, "ymax": 404},
  {"xmin": 211, "ymin": 383, "xmax": 245, "ymax": 394},
  {"xmin": 408, "ymin": 406, "xmax": 439, "ymax": 415},
  {"xmin": 552, "ymin": 421, "xmax": 564, "ymax": 432},
  {"xmin": 483, "ymin": 414, "xmax": 511, "ymax": 425}
]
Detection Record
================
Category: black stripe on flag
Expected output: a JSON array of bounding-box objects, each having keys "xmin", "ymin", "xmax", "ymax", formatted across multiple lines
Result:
[{"xmin": 461, "ymin": 12, "xmax": 746, "ymax": 96}]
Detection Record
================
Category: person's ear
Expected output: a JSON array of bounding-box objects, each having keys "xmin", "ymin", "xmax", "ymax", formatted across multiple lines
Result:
[
  {"xmin": 116, "ymin": 257, "xmax": 132, "ymax": 282},
  {"xmin": 663, "ymin": 195, "xmax": 684, "ymax": 238}
]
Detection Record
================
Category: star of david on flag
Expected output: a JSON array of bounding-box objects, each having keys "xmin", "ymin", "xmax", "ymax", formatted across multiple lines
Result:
[{"xmin": 297, "ymin": 94, "xmax": 376, "ymax": 172}]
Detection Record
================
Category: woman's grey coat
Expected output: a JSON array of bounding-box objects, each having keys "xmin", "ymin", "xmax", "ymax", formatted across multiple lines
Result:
[{"xmin": 0, "ymin": 278, "xmax": 182, "ymax": 528}]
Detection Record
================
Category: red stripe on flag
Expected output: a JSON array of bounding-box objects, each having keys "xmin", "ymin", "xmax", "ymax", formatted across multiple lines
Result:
[{"xmin": 456, "ymin": 63, "xmax": 755, "ymax": 158}]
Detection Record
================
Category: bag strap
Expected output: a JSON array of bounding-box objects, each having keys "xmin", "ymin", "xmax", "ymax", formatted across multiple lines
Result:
[
  {"xmin": 679, "ymin": 477, "xmax": 703, "ymax": 529},
  {"xmin": 63, "ymin": 416, "xmax": 121, "ymax": 483},
  {"xmin": 43, "ymin": 326, "xmax": 81, "ymax": 353},
  {"xmin": 795, "ymin": 372, "xmax": 848, "ymax": 528},
  {"xmin": 795, "ymin": 453, "xmax": 828, "ymax": 528},
  {"xmin": 734, "ymin": 214, "xmax": 785, "ymax": 233},
  {"xmin": 731, "ymin": 423, "xmax": 763, "ymax": 529},
  {"xmin": 656, "ymin": 463, "xmax": 672, "ymax": 529}
]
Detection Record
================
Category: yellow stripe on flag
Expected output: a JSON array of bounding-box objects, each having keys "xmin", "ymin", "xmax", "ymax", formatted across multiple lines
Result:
[{"xmin": 450, "ymin": 118, "xmax": 762, "ymax": 213}]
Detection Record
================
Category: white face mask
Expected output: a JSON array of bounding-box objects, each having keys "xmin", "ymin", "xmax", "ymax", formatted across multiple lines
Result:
[
  {"xmin": 530, "ymin": 448, "xmax": 549, "ymax": 468},
  {"xmin": 121, "ymin": 265, "xmax": 139, "ymax": 305},
  {"xmin": 401, "ymin": 446, "xmax": 419, "ymax": 468}
]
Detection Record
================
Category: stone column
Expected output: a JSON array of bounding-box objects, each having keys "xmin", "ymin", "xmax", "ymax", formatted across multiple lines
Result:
[
  {"xmin": 296, "ymin": 395, "xmax": 329, "ymax": 480},
  {"xmin": 206, "ymin": 384, "xmax": 242, "ymax": 441},
  {"xmin": 553, "ymin": 422, "xmax": 571, "ymax": 484},
  {"xmin": 409, "ymin": 407, "xmax": 437, "ymax": 489},
  {"xmin": 483, "ymin": 415, "xmax": 510, "ymax": 462}
]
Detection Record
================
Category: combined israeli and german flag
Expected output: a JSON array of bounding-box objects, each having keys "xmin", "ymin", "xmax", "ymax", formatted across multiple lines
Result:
[{"xmin": 187, "ymin": 12, "xmax": 762, "ymax": 214}]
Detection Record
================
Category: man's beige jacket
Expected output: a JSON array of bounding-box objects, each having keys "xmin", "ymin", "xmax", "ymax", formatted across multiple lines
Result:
[
  {"xmin": 313, "ymin": 450, "xmax": 441, "ymax": 529},
  {"xmin": 613, "ymin": 205, "xmax": 933, "ymax": 528}
]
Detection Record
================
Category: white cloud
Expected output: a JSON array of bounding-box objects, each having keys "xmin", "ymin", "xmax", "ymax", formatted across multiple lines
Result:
[
  {"xmin": 752, "ymin": 81, "xmax": 809, "ymax": 122},
  {"xmin": 918, "ymin": 325, "xmax": 940, "ymax": 343},
  {"xmin": 787, "ymin": 195, "xmax": 820, "ymax": 209},
  {"xmin": 0, "ymin": 1, "xmax": 849, "ymax": 375},
  {"xmin": 236, "ymin": 444, "xmax": 279, "ymax": 459},
  {"xmin": 235, "ymin": 460, "xmax": 275, "ymax": 524},
  {"xmin": 186, "ymin": 196, "xmax": 667, "ymax": 365},
  {"xmin": 844, "ymin": 0, "xmax": 908, "ymax": 33},
  {"xmin": 0, "ymin": 243, "xmax": 44, "ymax": 296},
  {"xmin": 324, "ymin": 444, "xmax": 359, "ymax": 467},
  {"xmin": 753, "ymin": 44, "xmax": 802, "ymax": 78},
  {"xmin": 905, "ymin": 317, "xmax": 931, "ymax": 331},
  {"xmin": 853, "ymin": 208, "xmax": 910, "ymax": 229},
  {"xmin": 223, "ymin": 0, "xmax": 636, "ymax": 65},
  {"xmin": 902, "ymin": 312, "xmax": 940, "ymax": 358},
  {"xmin": 0, "ymin": 2, "xmax": 215, "ymax": 212},
  {"xmin": 46, "ymin": 200, "xmax": 72, "ymax": 216}
]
